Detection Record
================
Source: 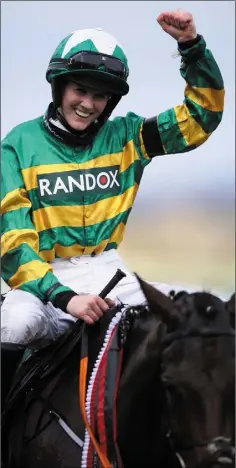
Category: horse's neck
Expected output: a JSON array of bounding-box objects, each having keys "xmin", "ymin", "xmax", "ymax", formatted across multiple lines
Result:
[
  {"xmin": 119, "ymin": 315, "xmax": 164, "ymax": 390},
  {"xmin": 116, "ymin": 316, "xmax": 166, "ymax": 465},
  {"xmin": 117, "ymin": 314, "xmax": 164, "ymax": 430}
]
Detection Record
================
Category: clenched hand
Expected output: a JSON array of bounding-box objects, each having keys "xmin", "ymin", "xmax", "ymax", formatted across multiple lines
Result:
[
  {"xmin": 66, "ymin": 294, "xmax": 115, "ymax": 325},
  {"xmin": 157, "ymin": 9, "xmax": 197, "ymax": 43}
]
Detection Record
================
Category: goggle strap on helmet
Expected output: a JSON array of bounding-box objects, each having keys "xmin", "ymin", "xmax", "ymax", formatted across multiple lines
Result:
[
  {"xmin": 46, "ymin": 60, "xmax": 67, "ymax": 80},
  {"xmin": 47, "ymin": 51, "xmax": 128, "ymax": 81}
]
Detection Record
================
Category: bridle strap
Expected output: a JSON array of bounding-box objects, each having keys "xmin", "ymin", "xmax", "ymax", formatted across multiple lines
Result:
[
  {"xmin": 175, "ymin": 436, "xmax": 233, "ymax": 452},
  {"xmin": 175, "ymin": 438, "xmax": 235, "ymax": 468},
  {"xmin": 162, "ymin": 330, "xmax": 234, "ymax": 345},
  {"xmin": 173, "ymin": 437, "xmax": 219, "ymax": 451}
]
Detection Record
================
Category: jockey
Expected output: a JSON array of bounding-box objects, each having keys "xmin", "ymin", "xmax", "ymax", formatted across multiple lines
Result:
[{"xmin": 1, "ymin": 10, "xmax": 224, "ymax": 380}]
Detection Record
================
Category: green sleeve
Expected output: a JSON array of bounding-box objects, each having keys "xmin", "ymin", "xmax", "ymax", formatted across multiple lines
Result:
[
  {"xmin": 1, "ymin": 135, "xmax": 74, "ymax": 303},
  {"xmin": 157, "ymin": 35, "xmax": 224, "ymax": 154}
]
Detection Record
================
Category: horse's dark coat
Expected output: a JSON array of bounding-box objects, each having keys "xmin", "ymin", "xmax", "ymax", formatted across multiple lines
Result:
[{"xmin": 2, "ymin": 283, "xmax": 235, "ymax": 468}]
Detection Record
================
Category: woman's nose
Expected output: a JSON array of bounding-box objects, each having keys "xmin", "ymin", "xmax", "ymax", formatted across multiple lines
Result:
[{"xmin": 80, "ymin": 94, "xmax": 94, "ymax": 110}]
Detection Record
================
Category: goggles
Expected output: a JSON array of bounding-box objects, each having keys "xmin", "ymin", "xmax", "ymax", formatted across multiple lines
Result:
[{"xmin": 49, "ymin": 51, "xmax": 129, "ymax": 81}]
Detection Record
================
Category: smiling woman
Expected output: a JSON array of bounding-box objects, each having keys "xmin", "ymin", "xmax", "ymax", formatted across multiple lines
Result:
[
  {"xmin": 1, "ymin": 14, "xmax": 226, "ymax": 412},
  {"xmin": 59, "ymin": 78, "xmax": 111, "ymax": 132}
]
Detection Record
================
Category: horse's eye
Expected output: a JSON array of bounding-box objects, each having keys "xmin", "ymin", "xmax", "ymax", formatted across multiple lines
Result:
[{"xmin": 206, "ymin": 306, "xmax": 217, "ymax": 320}]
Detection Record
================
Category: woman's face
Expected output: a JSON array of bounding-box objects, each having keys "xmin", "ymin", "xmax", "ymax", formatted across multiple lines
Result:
[{"xmin": 60, "ymin": 79, "xmax": 110, "ymax": 131}]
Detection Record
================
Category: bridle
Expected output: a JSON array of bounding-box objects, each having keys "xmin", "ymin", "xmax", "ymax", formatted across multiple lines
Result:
[
  {"xmin": 167, "ymin": 434, "xmax": 235, "ymax": 468},
  {"xmin": 161, "ymin": 328, "xmax": 235, "ymax": 468}
]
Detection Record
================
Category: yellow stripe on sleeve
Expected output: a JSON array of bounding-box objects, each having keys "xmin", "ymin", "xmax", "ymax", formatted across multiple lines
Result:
[
  {"xmin": 8, "ymin": 259, "xmax": 53, "ymax": 288},
  {"xmin": 138, "ymin": 122, "xmax": 151, "ymax": 161},
  {"xmin": 174, "ymin": 105, "xmax": 209, "ymax": 147},
  {"xmin": 1, "ymin": 188, "xmax": 31, "ymax": 214},
  {"xmin": 185, "ymin": 85, "xmax": 225, "ymax": 112},
  {"xmin": 1, "ymin": 229, "xmax": 39, "ymax": 257}
]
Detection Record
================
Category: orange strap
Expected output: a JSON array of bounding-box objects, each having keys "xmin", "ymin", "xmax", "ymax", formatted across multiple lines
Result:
[{"xmin": 79, "ymin": 356, "xmax": 112, "ymax": 468}]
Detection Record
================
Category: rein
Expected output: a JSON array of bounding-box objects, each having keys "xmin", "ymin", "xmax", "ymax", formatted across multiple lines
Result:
[
  {"xmin": 79, "ymin": 311, "xmax": 124, "ymax": 468},
  {"xmin": 78, "ymin": 269, "xmax": 126, "ymax": 468}
]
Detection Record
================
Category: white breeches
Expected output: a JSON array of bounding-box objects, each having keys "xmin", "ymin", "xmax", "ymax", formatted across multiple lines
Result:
[{"xmin": 1, "ymin": 249, "xmax": 172, "ymax": 347}]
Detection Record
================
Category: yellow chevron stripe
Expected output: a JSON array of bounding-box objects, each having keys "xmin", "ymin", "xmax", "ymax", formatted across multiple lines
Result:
[
  {"xmin": 22, "ymin": 142, "xmax": 140, "ymax": 190},
  {"xmin": 39, "ymin": 222, "xmax": 126, "ymax": 262},
  {"xmin": 8, "ymin": 260, "xmax": 53, "ymax": 289},
  {"xmin": 1, "ymin": 229, "xmax": 39, "ymax": 257},
  {"xmin": 139, "ymin": 122, "xmax": 151, "ymax": 161},
  {"xmin": 185, "ymin": 85, "xmax": 225, "ymax": 112},
  {"xmin": 1, "ymin": 188, "xmax": 31, "ymax": 214},
  {"xmin": 32, "ymin": 184, "xmax": 138, "ymax": 232},
  {"xmin": 174, "ymin": 105, "xmax": 209, "ymax": 147},
  {"xmin": 120, "ymin": 140, "xmax": 140, "ymax": 172}
]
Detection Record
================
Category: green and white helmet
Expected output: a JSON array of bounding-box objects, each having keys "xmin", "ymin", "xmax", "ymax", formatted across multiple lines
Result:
[{"xmin": 46, "ymin": 28, "xmax": 129, "ymax": 108}]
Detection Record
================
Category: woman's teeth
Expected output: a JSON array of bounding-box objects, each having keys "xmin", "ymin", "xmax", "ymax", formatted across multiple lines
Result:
[{"xmin": 75, "ymin": 110, "xmax": 91, "ymax": 118}]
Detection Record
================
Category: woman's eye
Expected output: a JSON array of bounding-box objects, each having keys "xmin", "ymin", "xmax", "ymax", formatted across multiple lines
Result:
[
  {"xmin": 76, "ymin": 88, "xmax": 86, "ymax": 95},
  {"xmin": 95, "ymin": 94, "xmax": 106, "ymax": 100}
]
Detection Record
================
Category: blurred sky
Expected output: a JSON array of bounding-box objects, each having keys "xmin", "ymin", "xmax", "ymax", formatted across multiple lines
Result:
[{"xmin": 1, "ymin": 1, "xmax": 235, "ymax": 200}]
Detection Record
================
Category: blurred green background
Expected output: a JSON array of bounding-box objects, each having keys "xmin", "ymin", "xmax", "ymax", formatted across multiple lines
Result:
[{"xmin": 119, "ymin": 197, "xmax": 235, "ymax": 298}]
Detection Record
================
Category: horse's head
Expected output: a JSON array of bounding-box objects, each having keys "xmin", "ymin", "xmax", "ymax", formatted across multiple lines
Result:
[{"xmin": 138, "ymin": 277, "xmax": 235, "ymax": 468}]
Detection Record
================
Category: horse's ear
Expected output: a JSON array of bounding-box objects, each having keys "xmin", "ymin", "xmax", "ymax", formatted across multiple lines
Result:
[
  {"xmin": 226, "ymin": 293, "xmax": 235, "ymax": 329},
  {"xmin": 135, "ymin": 273, "xmax": 176, "ymax": 325}
]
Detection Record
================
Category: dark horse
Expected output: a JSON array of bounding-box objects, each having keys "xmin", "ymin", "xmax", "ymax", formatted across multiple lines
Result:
[{"xmin": 2, "ymin": 278, "xmax": 235, "ymax": 468}]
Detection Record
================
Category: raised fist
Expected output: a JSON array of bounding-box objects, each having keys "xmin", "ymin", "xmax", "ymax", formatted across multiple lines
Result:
[{"xmin": 157, "ymin": 9, "xmax": 197, "ymax": 43}]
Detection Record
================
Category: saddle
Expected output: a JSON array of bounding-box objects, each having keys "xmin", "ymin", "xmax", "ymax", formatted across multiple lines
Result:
[
  {"xmin": 2, "ymin": 304, "xmax": 122, "ymax": 425},
  {"xmin": 2, "ymin": 318, "xmax": 85, "ymax": 424}
]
